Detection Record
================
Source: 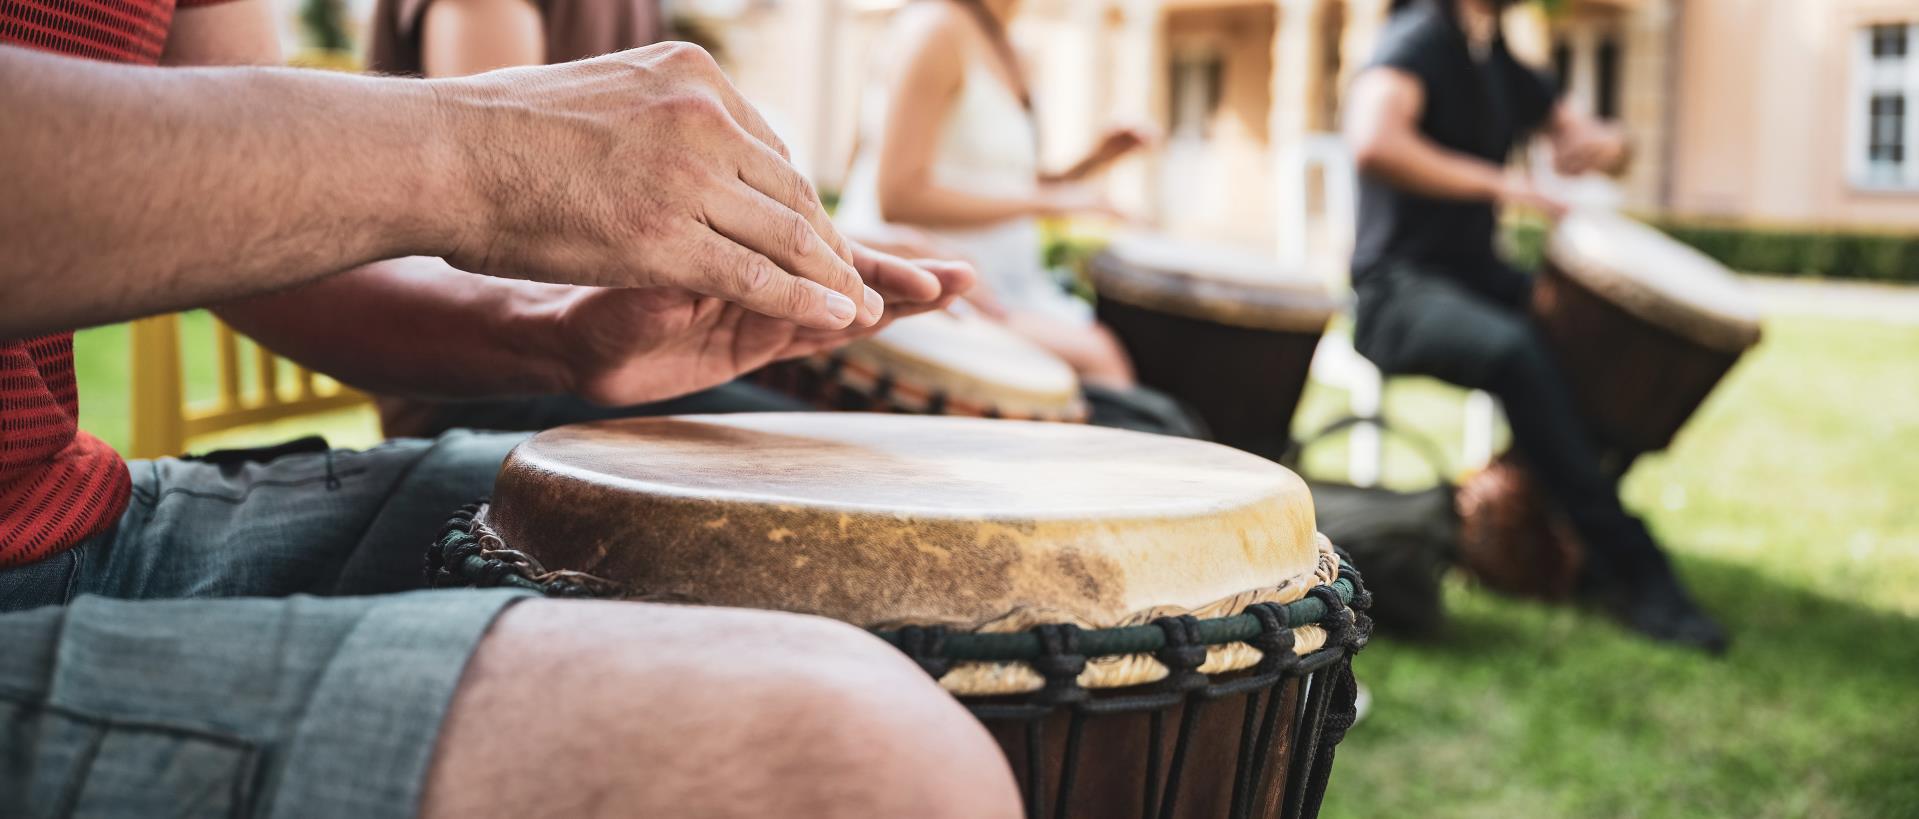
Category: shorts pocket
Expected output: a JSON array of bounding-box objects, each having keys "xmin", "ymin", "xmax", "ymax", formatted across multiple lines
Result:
[{"xmin": 2, "ymin": 700, "xmax": 260, "ymax": 819}]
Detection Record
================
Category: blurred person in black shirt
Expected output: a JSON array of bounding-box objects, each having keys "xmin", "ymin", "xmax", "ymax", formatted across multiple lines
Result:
[{"xmin": 1343, "ymin": 0, "xmax": 1728, "ymax": 653}]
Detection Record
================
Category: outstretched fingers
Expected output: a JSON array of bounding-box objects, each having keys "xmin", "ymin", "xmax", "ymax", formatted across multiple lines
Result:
[
  {"xmin": 703, "ymin": 181, "xmax": 878, "ymax": 325},
  {"xmin": 680, "ymin": 231, "xmax": 860, "ymax": 331}
]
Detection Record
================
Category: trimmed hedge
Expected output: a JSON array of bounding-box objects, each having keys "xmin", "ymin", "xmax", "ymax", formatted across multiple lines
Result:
[{"xmin": 1503, "ymin": 220, "xmax": 1919, "ymax": 283}]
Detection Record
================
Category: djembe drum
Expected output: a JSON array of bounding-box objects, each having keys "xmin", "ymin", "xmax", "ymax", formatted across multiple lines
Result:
[
  {"xmin": 1091, "ymin": 236, "xmax": 1341, "ymax": 461},
  {"xmin": 757, "ymin": 309, "xmax": 1089, "ymax": 423},
  {"xmin": 1457, "ymin": 212, "xmax": 1764, "ymax": 599},
  {"xmin": 428, "ymin": 414, "xmax": 1371, "ymax": 819}
]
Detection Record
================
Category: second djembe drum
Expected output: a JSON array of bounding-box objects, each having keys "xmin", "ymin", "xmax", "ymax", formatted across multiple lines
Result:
[
  {"xmin": 756, "ymin": 309, "xmax": 1089, "ymax": 423},
  {"xmin": 1092, "ymin": 236, "xmax": 1341, "ymax": 462},
  {"xmin": 1457, "ymin": 212, "xmax": 1764, "ymax": 599},
  {"xmin": 428, "ymin": 414, "xmax": 1371, "ymax": 819}
]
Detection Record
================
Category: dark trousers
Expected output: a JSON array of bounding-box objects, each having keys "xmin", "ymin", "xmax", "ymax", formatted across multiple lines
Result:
[{"xmin": 1354, "ymin": 265, "xmax": 1664, "ymax": 581}]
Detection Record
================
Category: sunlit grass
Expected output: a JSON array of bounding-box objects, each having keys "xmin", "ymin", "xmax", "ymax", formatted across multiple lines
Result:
[{"xmin": 1300, "ymin": 316, "xmax": 1919, "ymax": 819}]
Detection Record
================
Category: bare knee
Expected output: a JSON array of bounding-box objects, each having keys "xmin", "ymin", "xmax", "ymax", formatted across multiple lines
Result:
[
  {"xmin": 766, "ymin": 620, "xmax": 1022, "ymax": 819},
  {"xmin": 1080, "ymin": 323, "xmax": 1136, "ymax": 387},
  {"xmin": 422, "ymin": 600, "xmax": 1019, "ymax": 819},
  {"xmin": 1006, "ymin": 312, "xmax": 1135, "ymax": 387}
]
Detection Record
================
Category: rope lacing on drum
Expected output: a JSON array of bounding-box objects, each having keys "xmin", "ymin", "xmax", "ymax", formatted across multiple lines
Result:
[
  {"xmin": 1325, "ymin": 560, "xmax": 1374, "ymax": 654},
  {"xmin": 1305, "ymin": 585, "xmax": 1353, "ymax": 650},
  {"xmin": 1031, "ymin": 624, "xmax": 1090, "ymax": 706},
  {"xmin": 1151, "ymin": 615, "xmax": 1210, "ymax": 693},
  {"xmin": 426, "ymin": 504, "xmax": 628, "ymax": 598},
  {"xmin": 897, "ymin": 625, "xmax": 953, "ymax": 680},
  {"xmin": 1245, "ymin": 602, "xmax": 1298, "ymax": 676}
]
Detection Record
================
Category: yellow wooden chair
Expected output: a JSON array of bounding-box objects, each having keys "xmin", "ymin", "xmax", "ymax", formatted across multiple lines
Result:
[{"xmin": 127, "ymin": 314, "xmax": 373, "ymax": 459}]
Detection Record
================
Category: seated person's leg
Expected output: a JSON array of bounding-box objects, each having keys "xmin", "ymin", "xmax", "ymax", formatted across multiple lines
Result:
[
  {"xmin": 423, "ymin": 600, "xmax": 1022, "ymax": 819},
  {"xmin": 1359, "ymin": 276, "xmax": 1622, "ymax": 540},
  {"xmin": 1486, "ymin": 342, "xmax": 1727, "ymax": 651},
  {"xmin": 0, "ymin": 590, "xmax": 524, "ymax": 818},
  {"xmin": 1000, "ymin": 312, "xmax": 1136, "ymax": 388},
  {"xmin": 26, "ymin": 431, "xmax": 529, "ymax": 607},
  {"xmin": 0, "ymin": 593, "xmax": 1020, "ymax": 819},
  {"xmin": 1357, "ymin": 273, "xmax": 1725, "ymax": 650}
]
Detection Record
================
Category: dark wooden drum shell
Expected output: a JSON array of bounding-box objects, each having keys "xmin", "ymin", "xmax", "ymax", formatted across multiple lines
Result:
[
  {"xmin": 989, "ymin": 675, "xmax": 1308, "ymax": 819},
  {"xmin": 1098, "ymin": 300, "xmax": 1324, "ymax": 461},
  {"xmin": 1454, "ymin": 453, "xmax": 1584, "ymax": 601},
  {"xmin": 1090, "ymin": 237, "xmax": 1339, "ymax": 462},
  {"xmin": 1533, "ymin": 263, "xmax": 1744, "ymax": 458},
  {"xmin": 1533, "ymin": 212, "xmax": 1763, "ymax": 459}
]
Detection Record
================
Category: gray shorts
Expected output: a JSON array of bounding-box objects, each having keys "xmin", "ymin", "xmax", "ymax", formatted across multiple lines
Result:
[{"xmin": 0, "ymin": 431, "xmax": 536, "ymax": 819}]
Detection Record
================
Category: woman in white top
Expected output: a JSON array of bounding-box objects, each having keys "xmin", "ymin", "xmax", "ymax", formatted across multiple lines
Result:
[{"xmin": 836, "ymin": 0, "xmax": 1150, "ymax": 387}]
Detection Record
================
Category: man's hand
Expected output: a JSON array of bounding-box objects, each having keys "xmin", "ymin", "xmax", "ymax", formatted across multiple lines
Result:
[
  {"xmin": 556, "ymin": 245, "xmax": 974, "ymax": 405},
  {"xmin": 436, "ymin": 43, "xmax": 877, "ymax": 331},
  {"xmin": 1548, "ymin": 105, "xmax": 1632, "ymax": 177}
]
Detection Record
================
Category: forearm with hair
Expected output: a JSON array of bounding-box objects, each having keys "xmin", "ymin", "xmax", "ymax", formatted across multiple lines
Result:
[
  {"xmin": 0, "ymin": 46, "xmax": 468, "ymax": 338},
  {"xmin": 215, "ymin": 257, "xmax": 573, "ymax": 399}
]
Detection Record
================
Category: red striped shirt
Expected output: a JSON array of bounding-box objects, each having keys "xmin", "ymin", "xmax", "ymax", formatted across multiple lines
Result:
[{"xmin": 1, "ymin": 0, "xmax": 235, "ymax": 567}]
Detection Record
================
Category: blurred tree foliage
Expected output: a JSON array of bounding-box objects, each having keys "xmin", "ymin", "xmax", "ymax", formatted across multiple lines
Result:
[
  {"xmin": 300, "ymin": 0, "xmax": 353, "ymax": 53},
  {"xmin": 1503, "ymin": 219, "xmax": 1919, "ymax": 283}
]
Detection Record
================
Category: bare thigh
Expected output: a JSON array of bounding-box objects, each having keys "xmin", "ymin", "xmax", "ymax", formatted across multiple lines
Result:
[{"xmin": 420, "ymin": 600, "xmax": 1021, "ymax": 819}]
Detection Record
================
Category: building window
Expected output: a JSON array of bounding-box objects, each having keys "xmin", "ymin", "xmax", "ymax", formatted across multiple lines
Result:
[
  {"xmin": 1594, "ymin": 37, "xmax": 1621, "ymax": 121},
  {"xmin": 1870, "ymin": 95, "xmax": 1906, "ymax": 166},
  {"xmin": 1871, "ymin": 23, "xmax": 1908, "ymax": 60},
  {"xmin": 1168, "ymin": 49, "xmax": 1224, "ymax": 141},
  {"xmin": 1853, "ymin": 23, "xmax": 1919, "ymax": 188},
  {"xmin": 1549, "ymin": 29, "xmax": 1622, "ymax": 123}
]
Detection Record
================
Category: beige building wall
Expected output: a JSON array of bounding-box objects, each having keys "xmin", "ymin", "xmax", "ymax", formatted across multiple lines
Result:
[
  {"xmin": 1670, "ymin": 0, "xmax": 1919, "ymax": 229},
  {"xmin": 692, "ymin": 0, "xmax": 1919, "ymax": 254}
]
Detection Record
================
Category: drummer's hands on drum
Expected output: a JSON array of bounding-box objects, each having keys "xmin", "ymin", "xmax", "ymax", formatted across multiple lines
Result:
[
  {"xmin": 432, "ymin": 43, "xmax": 879, "ymax": 331},
  {"xmin": 553, "ymin": 242, "xmax": 974, "ymax": 405},
  {"xmin": 1548, "ymin": 104, "xmax": 1633, "ymax": 177}
]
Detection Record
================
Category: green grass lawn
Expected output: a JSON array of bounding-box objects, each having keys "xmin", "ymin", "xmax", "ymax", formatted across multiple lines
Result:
[
  {"xmin": 1297, "ymin": 316, "xmax": 1919, "ymax": 819},
  {"xmin": 71, "ymin": 312, "xmax": 1919, "ymax": 817}
]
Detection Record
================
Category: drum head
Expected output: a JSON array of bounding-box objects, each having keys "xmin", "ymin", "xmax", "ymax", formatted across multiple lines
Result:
[
  {"xmin": 832, "ymin": 310, "xmax": 1085, "ymax": 419},
  {"xmin": 1091, "ymin": 234, "xmax": 1341, "ymax": 332},
  {"xmin": 487, "ymin": 413, "xmax": 1336, "ymax": 693},
  {"xmin": 1546, "ymin": 211, "xmax": 1763, "ymax": 352}
]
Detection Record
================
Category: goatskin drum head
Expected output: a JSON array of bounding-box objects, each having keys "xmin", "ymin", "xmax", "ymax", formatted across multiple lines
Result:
[
  {"xmin": 832, "ymin": 310, "xmax": 1083, "ymax": 419},
  {"xmin": 1546, "ymin": 210, "xmax": 1763, "ymax": 352},
  {"xmin": 487, "ymin": 413, "xmax": 1338, "ymax": 693},
  {"xmin": 1090, "ymin": 234, "xmax": 1341, "ymax": 332}
]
